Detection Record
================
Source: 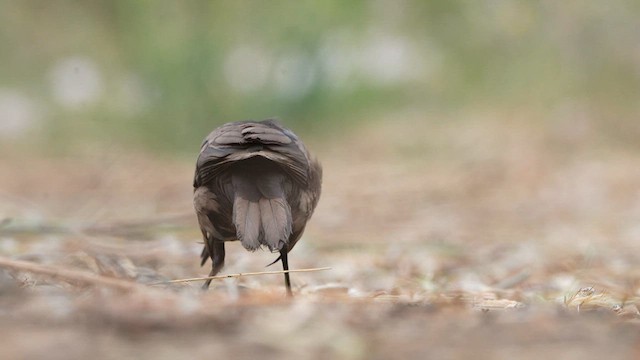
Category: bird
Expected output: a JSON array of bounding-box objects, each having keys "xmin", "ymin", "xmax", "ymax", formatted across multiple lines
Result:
[{"xmin": 193, "ymin": 119, "xmax": 322, "ymax": 295}]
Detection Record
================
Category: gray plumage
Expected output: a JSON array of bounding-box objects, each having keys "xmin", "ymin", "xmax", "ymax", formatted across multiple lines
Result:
[{"xmin": 193, "ymin": 119, "xmax": 322, "ymax": 294}]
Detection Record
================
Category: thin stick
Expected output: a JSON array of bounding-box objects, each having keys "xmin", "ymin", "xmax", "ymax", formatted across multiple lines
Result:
[
  {"xmin": 150, "ymin": 267, "xmax": 332, "ymax": 285},
  {"xmin": 0, "ymin": 255, "xmax": 139, "ymax": 291}
]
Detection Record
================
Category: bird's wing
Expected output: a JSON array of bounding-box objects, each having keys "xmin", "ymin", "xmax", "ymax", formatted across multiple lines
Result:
[{"xmin": 194, "ymin": 120, "xmax": 312, "ymax": 187}]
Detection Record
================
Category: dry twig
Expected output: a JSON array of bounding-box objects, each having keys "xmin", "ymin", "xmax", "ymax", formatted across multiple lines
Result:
[
  {"xmin": 150, "ymin": 267, "xmax": 332, "ymax": 285},
  {"xmin": 0, "ymin": 255, "xmax": 139, "ymax": 291}
]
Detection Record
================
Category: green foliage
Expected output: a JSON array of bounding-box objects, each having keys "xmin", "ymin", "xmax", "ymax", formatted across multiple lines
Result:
[{"xmin": 1, "ymin": 0, "xmax": 639, "ymax": 153}]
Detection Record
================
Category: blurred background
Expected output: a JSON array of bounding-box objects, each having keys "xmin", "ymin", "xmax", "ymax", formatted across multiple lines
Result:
[
  {"xmin": 2, "ymin": 1, "xmax": 640, "ymax": 359},
  {"xmin": 2, "ymin": 0, "xmax": 640, "ymax": 153}
]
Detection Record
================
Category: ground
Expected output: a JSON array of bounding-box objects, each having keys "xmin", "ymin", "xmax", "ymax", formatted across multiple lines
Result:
[{"xmin": 1, "ymin": 114, "xmax": 640, "ymax": 359}]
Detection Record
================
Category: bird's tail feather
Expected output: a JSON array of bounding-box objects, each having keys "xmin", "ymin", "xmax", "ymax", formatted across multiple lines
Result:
[
  {"xmin": 259, "ymin": 197, "xmax": 292, "ymax": 251},
  {"xmin": 232, "ymin": 173, "xmax": 292, "ymax": 251},
  {"xmin": 233, "ymin": 197, "xmax": 262, "ymax": 250}
]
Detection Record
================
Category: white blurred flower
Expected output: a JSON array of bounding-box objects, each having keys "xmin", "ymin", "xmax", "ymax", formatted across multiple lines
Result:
[
  {"xmin": 273, "ymin": 51, "xmax": 317, "ymax": 99},
  {"xmin": 223, "ymin": 45, "xmax": 272, "ymax": 93},
  {"xmin": 49, "ymin": 56, "xmax": 104, "ymax": 108},
  {"xmin": 360, "ymin": 34, "xmax": 420, "ymax": 84},
  {"xmin": 319, "ymin": 32, "xmax": 359, "ymax": 90},
  {"xmin": 321, "ymin": 31, "xmax": 440, "ymax": 88},
  {"xmin": 0, "ymin": 89, "xmax": 40, "ymax": 139}
]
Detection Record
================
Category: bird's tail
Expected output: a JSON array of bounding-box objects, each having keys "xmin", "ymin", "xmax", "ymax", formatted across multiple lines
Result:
[{"xmin": 232, "ymin": 171, "xmax": 292, "ymax": 252}]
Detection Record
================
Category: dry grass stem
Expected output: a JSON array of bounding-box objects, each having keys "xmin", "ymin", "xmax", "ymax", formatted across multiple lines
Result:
[{"xmin": 151, "ymin": 267, "xmax": 332, "ymax": 285}]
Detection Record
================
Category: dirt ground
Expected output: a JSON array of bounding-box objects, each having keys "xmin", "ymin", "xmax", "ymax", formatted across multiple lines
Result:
[{"xmin": 1, "ymin": 115, "xmax": 640, "ymax": 359}]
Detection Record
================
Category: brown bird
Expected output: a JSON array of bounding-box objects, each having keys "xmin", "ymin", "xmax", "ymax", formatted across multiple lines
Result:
[{"xmin": 193, "ymin": 119, "xmax": 322, "ymax": 295}]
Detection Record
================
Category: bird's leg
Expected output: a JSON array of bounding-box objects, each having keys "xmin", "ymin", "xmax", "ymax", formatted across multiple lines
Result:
[
  {"xmin": 202, "ymin": 241, "xmax": 226, "ymax": 290},
  {"xmin": 280, "ymin": 248, "xmax": 292, "ymax": 297}
]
